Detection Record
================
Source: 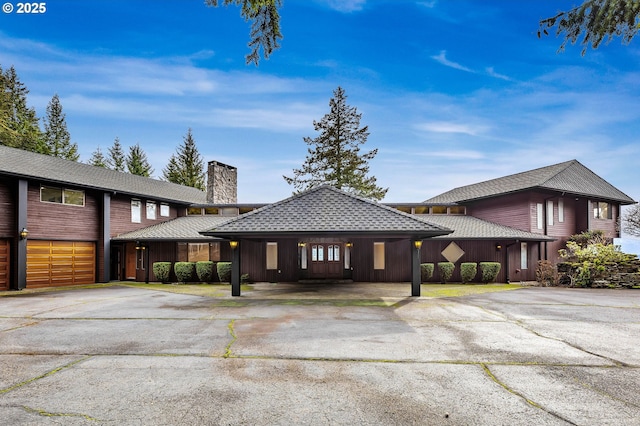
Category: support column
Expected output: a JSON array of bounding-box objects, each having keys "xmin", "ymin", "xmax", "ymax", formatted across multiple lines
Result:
[
  {"xmin": 102, "ymin": 193, "xmax": 111, "ymax": 282},
  {"xmin": 231, "ymin": 241, "xmax": 241, "ymax": 296},
  {"xmin": 411, "ymin": 240, "xmax": 421, "ymax": 297},
  {"xmin": 16, "ymin": 180, "xmax": 28, "ymax": 290}
]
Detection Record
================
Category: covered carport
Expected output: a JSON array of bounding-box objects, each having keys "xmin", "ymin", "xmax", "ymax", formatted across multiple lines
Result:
[{"xmin": 200, "ymin": 185, "xmax": 452, "ymax": 296}]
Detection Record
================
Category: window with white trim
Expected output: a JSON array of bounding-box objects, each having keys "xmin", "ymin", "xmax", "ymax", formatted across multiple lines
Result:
[
  {"xmin": 547, "ymin": 200, "xmax": 554, "ymax": 226},
  {"xmin": 521, "ymin": 242, "xmax": 528, "ymax": 270},
  {"xmin": 558, "ymin": 199, "xmax": 564, "ymax": 223},
  {"xmin": 160, "ymin": 203, "xmax": 170, "ymax": 217},
  {"xmin": 146, "ymin": 202, "xmax": 157, "ymax": 220},
  {"xmin": 131, "ymin": 200, "xmax": 141, "ymax": 223},
  {"xmin": 536, "ymin": 203, "xmax": 544, "ymax": 230}
]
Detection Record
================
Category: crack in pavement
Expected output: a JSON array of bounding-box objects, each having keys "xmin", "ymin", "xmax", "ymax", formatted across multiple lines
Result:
[
  {"xmin": 0, "ymin": 356, "xmax": 92, "ymax": 395},
  {"xmin": 21, "ymin": 404, "xmax": 100, "ymax": 421}
]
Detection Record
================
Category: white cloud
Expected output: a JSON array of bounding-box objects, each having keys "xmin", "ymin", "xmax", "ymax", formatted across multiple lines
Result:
[
  {"xmin": 323, "ymin": 0, "xmax": 366, "ymax": 13},
  {"xmin": 414, "ymin": 121, "xmax": 488, "ymax": 136},
  {"xmin": 430, "ymin": 50, "xmax": 474, "ymax": 73}
]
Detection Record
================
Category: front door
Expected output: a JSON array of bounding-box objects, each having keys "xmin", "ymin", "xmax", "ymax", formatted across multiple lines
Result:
[{"xmin": 309, "ymin": 243, "xmax": 342, "ymax": 279}]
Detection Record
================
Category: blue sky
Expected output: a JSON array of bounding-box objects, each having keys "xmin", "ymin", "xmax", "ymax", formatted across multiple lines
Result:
[{"xmin": 1, "ymin": 0, "xmax": 639, "ymax": 206}]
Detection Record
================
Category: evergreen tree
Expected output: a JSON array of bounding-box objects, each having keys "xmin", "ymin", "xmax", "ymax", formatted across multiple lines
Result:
[
  {"xmin": 284, "ymin": 86, "xmax": 388, "ymax": 201},
  {"xmin": 87, "ymin": 146, "xmax": 108, "ymax": 168},
  {"xmin": 43, "ymin": 94, "xmax": 79, "ymax": 161},
  {"xmin": 162, "ymin": 128, "xmax": 206, "ymax": 190},
  {"xmin": 126, "ymin": 143, "xmax": 154, "ymax": 177},
  {"xmin": 205, "ymin": 0, "xmax": 283, "ymax": 65},
  {"xmin": 0, "ymin": 65, "xmax": 45, "ymax": 153},
  {"xmin": 539, "ymin": 0, "xmax": 640, "ymax": 54},
  {"xmin": 108, "ymin": 137, "xmax": 126, "ymax": 171}
]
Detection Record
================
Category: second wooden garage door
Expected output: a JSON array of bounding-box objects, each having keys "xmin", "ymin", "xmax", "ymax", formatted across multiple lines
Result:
[{"xmin": 27, "ymin": 240, "xmax": 95, "ymax": 288}]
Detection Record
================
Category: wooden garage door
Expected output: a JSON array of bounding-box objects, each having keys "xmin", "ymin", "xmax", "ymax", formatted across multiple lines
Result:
[
  {"xmin": 27, "ymin": 241, "xmax": 96, "ymax": 288},
  {"xmin": 0, "ymin": 240, "xmax": 9, "ymax": 291}
]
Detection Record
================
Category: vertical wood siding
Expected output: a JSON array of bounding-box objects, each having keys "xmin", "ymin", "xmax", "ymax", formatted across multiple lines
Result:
[
  {"xmin": 109, "ymin": 195, "xmax": 181, "ymax": 237},
  {"xmin": 27, "ymin": 183, "xmax": 99, "ymax": 241},
  {"xmin": 0, "ymin": 179, "xmax": 15, "ymax": 238},
  {"xmin": 0, "ymin": 239, "xmax": 9, "ymax": 290}
]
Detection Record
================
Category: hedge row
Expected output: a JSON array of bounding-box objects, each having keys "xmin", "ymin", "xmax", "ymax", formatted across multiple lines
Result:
[
  {"xmin": 420, "ymin": 262, "xmax": 501, "ymax": 283},
  {"xmin": 151, "ymin": 261, "xmax": 232, "ymax": 283}
]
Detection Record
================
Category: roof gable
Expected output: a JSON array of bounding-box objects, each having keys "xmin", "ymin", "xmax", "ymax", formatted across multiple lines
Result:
[
  {"xmin": 0, "ymin": 145, "xmax": 207, "ymax": 204},
  {"xmin": 425, "ymin": 160, "xmax": 634, "ymax": 204},
  {"xmin": 202, "ymin": 185, "xmax": 452, "ymax": 237}
]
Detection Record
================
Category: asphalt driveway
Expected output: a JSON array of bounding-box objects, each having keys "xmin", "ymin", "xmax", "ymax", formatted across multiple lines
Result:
[{"xmin": 1, "ymin": 283, "xmax": 639, "ymax": 425}]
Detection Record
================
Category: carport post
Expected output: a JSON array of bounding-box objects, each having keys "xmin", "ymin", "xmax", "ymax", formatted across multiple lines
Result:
[
  {"xmin": 231, "ymin": 240, "xmax": 241, "ymax": 296},
  {"xmin": 411, "ymin": 240, "xmax": 422, "ymax": 297}
]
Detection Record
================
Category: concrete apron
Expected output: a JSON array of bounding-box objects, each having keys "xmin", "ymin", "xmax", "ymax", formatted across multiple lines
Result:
[{"xmin": 1, "ymin": 284, "xmax": 639, "ymax": 425}]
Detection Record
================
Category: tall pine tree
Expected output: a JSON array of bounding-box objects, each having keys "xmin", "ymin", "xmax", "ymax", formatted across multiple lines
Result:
[
  {"xmin": 43, "ymin": 94, "xmax": 79, "ymax": 161},
  {"xmin": 87, "ymin": 146, "xmax": 108, "ymax": 168},
  {"xmin": 0, "ymin": 65, "xmax": 44, "ymax": 153},
  {"xmin": 284, "ymin": 86, "xmax": 388, "ymax": 201},
  {"xmin": 108, "ymin": 137, "xmax": 126, "ymax": 171},
  {"xmin": 162, "ymin": 128, "xmax": 205, "ymax": 190},
  {"xmin": 126, "ymin": 143, "xmax": 154, "ymax": 177}
]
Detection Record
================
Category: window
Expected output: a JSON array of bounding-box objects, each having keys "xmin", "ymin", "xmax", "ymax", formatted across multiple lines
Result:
[
  {"xmin": 210, "ymin": 242, "xmax": 221, "ymax": 262},
  {"xmin": 449, "ymin": 206, "xmax": 466, "ymax": 215},
  {"xmin": 432, "ymin": 206, "xmax": 447, "ymax": 214},
  {"xmin": 266, "ymin": 242, "xmax": 278, "ymax": 270},
  {"xmin": 188, "ymin": 243, "xmax": 210, "ymax": 262},
  {"xmin": 395, "ymin": 206, "xmax": 412, "ymax": 214},
  {"xmin": 373, "ymin": 242, "xmax": 385, "ymax": 270},
  {"xmin": 536, "ymin": 203, "xmax": 544, "ymax": 230},
  {"xmin": 594, "ymin": 202, "xmax": 612, "ymax": 219},
  {"xmin": 146, "ymin": 202, "xmax": 157, "ymax": 220},
  {"xmin": 204, "ymin": 207, "xmax": 219, "ymax": 215},
  {"xmin": 131, "ymin": 200, "xmax": 141, "ymax": 223},
  {"xmin": 413, "ymin": 206, "xmax": 429, "ymax": 214},
  {"xmin": 521, "ymin": 242, "xmax": 528, "ymax": 270},
  {"xmin": 547, "ymin": 201, "xmax": 554, "ymax": 226},
  {"xmin": 328, "ymin": 245, "xmax": 340, "ymax": 262},
  {"xmin": 160, "ymin": 204, "xmax": 170, "ymax": 217},
  {"xmin": 558, "ymin": 199, "xmax": 564, "ymax": 223},
  {"xmin": 187, "ymin": 207, "xmax": 202, "ymax": 215},
  {"xmin": 40, "ymin": 186, "xmax": 84, "ymax": 206}
]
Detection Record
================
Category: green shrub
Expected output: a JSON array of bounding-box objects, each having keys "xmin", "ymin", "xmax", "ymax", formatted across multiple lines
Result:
[
  {"xmin": 217, "ymin": 262, "xmax": 232, "ymax": 283},
  {"xmin": 420, "ymin": 263, "xmax": 434, "ymax": 282},
  {"xmin": 241, "ymin": 273, "xmax": 250, "ymax": 284},
  {"xmin": 174, "ymin": 262, "xmax": 196, "ymax": 283},
  {"xmin": 196, "ymin": 261, "xmax": 215, "ymax": 282},
  {"xmin": 438, "ymin": 262, "xmax": 455, "ymax": 283},
  {"xmin": 152, "ymin": 262, "xmax": 172, "ymax": 283},
  {"xmin": 460, "ymin": 262, "xmax": 477, "ymax": 283},
  {"xmin": 480, "ymin": 262, "xmax": 501, "ymax": 283}
]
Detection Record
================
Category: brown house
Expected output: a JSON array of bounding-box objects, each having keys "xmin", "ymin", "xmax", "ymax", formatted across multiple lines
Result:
[{"xmin": 0, "ymin": 144, "xmax": 635, "ymax": 294}]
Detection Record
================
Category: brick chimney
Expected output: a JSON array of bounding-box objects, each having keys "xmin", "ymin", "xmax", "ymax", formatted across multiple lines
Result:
[{"xmin": 207, "ymin": 160, "xmax": 237, "ymax": 204}]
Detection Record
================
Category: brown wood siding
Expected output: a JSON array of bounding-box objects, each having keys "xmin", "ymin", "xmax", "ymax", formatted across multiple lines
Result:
[
  {"xmin": 238, "ymin": 239, "xmax": 300, "ymax": 283},
  {"xmin": 109, "ymin": 195, "xmax": 181, "ymax": 237},
  {"xmin": 27, "ymin": 184, "xmax": 99, "ymax": 241},
  {"xmin": 420, "ymin": 240, "xmax": 539, "ymax": 282},
  {"xmin": 0, "ymin": 179, "xmax": 15, "ymax": 238},
  {"xmin": 0, "ymin": 239, "xmax": 9, "ymax": 290},
  {"xmin": 350, "ymin": 238, "xmax": 412, "ymax": 282},
  {"xmin": 467, "ymin": 192, "xmax": 534, "ymax": 232},
  {"xmin": 26, "ymin": 240, "xmax": 96, "ymax": 288}
]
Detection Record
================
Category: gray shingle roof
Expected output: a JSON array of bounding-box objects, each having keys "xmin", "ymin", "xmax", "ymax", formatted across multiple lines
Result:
[
  {"xmin": 112, "ymin": 216, "xmax": 232, "ymax": 241},
  {"xmin": 0, "ymin": 145, "xmax": 207, "ymax": 204},
  {"xmin": 201, "ymin": 185, "xmax": 453, "ymax": 238},
  {"xmin": 424, "ymin": 160, "xmax": 635, "ymax": 204},
  {"xmin": 415, "ymin": 215, "xmax": 555, "ymax": 241}
]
